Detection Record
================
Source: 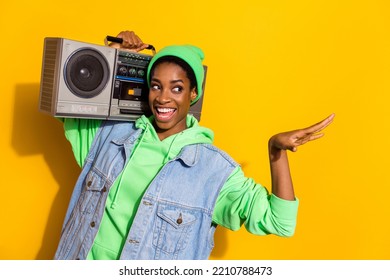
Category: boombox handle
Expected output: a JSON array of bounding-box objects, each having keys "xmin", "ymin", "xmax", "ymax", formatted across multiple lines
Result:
[{"xmin": 104, "ymin": 35, "xmax": 156, "ymax": 55}]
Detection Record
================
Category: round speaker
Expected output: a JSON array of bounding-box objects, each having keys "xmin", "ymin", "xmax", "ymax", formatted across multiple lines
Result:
[{"xmin": 64, "ymin": 48, "xmax": 110, "ymax": 98}]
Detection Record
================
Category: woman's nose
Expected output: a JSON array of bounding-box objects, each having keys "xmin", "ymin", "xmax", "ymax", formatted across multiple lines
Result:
[{"xmin": 156, "ymin": 89, "xmax": 170, "ymax": 103}]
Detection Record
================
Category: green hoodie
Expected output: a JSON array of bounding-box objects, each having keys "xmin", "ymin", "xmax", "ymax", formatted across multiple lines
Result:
[{"xmin": 63, "ymin": 115, "xmax": 299, "ymax": 260}]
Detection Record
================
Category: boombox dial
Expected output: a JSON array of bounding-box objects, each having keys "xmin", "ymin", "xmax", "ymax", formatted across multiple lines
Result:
[
  {"xmin": 118, "ymin": 66, "xmax": 127, "ymax": 76},
  {"xmin": 128, "ymin": 67, "xmax": 137, "ymax": 77},
  {"xmin": 137, "ymin": 69, "xmax": 145, "ymax": 77}
]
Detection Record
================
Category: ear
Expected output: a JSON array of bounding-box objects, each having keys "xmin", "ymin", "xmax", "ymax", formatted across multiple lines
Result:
[{"xmin": 190, "ymin": 88, "xmax": 198, "ymax": 102}]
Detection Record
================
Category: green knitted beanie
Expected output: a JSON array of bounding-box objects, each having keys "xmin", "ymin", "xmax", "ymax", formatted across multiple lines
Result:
[{"xmin": 147, "ymin": 45, "xmax": 205, "ymax": 105}]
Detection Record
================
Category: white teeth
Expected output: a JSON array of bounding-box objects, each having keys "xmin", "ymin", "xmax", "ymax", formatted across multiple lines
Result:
[{"xmin": 157, "ymin": 108, "xmax": 175, "ymax": 113}]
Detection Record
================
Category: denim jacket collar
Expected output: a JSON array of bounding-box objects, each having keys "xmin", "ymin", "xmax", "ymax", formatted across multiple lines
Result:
[{"xmin": 176, "ymin": 144, "xmax": 200, "ymax": 167}]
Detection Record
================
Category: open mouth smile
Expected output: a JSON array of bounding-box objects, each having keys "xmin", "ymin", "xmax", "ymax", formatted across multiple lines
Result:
[{"xmin": 155, "ymin": 107, "xmax": 177, "ymax": 120}]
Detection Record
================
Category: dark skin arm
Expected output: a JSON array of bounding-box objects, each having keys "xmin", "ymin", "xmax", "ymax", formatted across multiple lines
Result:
[{"xmin": 268, "ymin": 113, "xmax": 335, "ymax": 200}]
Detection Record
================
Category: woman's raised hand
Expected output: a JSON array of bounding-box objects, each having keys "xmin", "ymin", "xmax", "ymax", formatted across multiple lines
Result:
[
  {"xmin": 109, "ymin": 30, "xmax": 149, "ymax": 52},
  {"xmin": 269, "ymin": 113, "xmax": 335, "ymax": 153}
]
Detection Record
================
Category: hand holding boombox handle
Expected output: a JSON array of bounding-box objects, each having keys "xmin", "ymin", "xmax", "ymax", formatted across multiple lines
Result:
[{"xmin": 105, "ymin": 35, "xmax": 156, "ymax": 54}]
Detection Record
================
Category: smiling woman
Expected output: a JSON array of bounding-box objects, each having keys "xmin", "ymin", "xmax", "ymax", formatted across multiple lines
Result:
[
  {"xmin": 149, "ymin": 58, "xmax": 198, "ymax": 140},
  {"xmin": 53, "ymin": 30, "xmax": 334, "ymax": 260}
]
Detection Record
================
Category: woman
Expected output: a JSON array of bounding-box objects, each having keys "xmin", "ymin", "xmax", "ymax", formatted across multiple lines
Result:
[{"xmin": 54, "ymin": 31, "xmax": 334, "ymax": 260}]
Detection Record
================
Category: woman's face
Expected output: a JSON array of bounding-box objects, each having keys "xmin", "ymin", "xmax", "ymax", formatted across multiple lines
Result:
[{"xmin": 149, "ymin": 62, "xmax": 197, "ymax": 140}]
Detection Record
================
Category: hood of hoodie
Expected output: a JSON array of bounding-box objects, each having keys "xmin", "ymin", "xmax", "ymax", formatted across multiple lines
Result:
[{"xmin": 135, "ymin": 114, "xmax": 214, "ymax": 162}]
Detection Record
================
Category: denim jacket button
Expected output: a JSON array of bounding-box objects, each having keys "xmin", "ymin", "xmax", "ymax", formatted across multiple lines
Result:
[
  {"xmin": 90, "ymin": 221, "xmax": 95, "ymax": 227},
  {"xmin": 177, "ymin": 214, "xmax": 183, "ymax": 224},
  {"xmin": 87, "ymin": 181, "xmax": 92, "ymax": 187}
]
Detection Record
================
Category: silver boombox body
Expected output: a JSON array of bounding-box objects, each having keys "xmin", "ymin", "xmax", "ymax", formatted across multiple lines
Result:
[{"xmin": 39, "ymin": 38, "xmax": 205, "ymax": 121}]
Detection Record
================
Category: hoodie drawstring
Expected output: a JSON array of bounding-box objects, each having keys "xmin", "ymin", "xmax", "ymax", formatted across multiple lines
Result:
[{"xmin": 110, "ymin": 124, "xmax": 149, "ymax": 209}]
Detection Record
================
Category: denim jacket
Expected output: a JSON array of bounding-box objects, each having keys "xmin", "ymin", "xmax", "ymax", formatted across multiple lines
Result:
[{"xmin": 55, "ymin": 120, "xmax": 238, "ymax": 260}]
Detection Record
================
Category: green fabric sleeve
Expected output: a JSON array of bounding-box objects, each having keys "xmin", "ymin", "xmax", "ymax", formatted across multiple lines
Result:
[
  {"xmin": 212, "ymin": 166, "xmax": 299, "ymax": 237},
  {"xmin": 63, "ymin": 118, "xmax": 102, "ymax": 167}
]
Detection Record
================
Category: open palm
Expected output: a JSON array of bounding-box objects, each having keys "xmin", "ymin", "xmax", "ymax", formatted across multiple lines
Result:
[{"xmin": 269, "ymin": 114, "xmax": 335, "ymax": 152}]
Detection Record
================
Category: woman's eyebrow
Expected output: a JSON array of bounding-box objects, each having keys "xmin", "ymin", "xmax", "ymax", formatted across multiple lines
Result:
[
  {"xmin": 170, "ymin": 79, "xmax": 184, "ymax": 84},
  {"xmin": 151, "ymin": 77, "xmax": 184, "ymax": 84}
]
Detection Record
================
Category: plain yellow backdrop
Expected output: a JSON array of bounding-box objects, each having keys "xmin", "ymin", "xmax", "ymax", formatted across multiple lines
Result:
[{"xmin": 1, "ymin": 0, "xmax": 389, "ymax": 260}]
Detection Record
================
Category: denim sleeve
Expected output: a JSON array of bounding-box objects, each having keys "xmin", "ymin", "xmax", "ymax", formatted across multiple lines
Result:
[
  {"xmin": 212, "ymin": 166, "xmax": 299, "ymax": 237},
  {"xmin": 63, "ymin": 118, "xmax": 102, "ymax": 167}
]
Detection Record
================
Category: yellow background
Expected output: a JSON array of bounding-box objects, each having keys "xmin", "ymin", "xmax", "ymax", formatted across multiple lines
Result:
[{"xmin": 1, "ymin": 0, "xmax": 389, "ymax": 260}]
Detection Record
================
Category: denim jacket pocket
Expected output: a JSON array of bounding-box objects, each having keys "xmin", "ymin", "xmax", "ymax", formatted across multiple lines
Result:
[{"xmin": 153, "ymin": 203, "xmax": 197, "ymax": 254}]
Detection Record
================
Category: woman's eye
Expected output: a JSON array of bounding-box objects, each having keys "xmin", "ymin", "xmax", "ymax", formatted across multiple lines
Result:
[
  {"xmin": 151, "ymin": 84, "xmax": 160, "ymax": 90},
  {"xmin": 172, "ymin": 86, "xmax": 183, "ymax": 93}
]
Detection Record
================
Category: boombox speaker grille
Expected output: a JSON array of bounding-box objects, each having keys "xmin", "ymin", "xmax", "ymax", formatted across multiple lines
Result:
[
  {"xmin": 39, "ymin": 39, "xmax": 59, "ymax": 113},
  {"xmin": 64, "ymin": 48, "xmax": 110, "ymax": 98}
]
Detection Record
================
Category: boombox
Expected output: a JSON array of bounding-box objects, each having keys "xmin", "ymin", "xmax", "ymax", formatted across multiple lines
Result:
[{"xmin": 39, "ymin": 37, "xmax": 205, "ymax": 121}]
